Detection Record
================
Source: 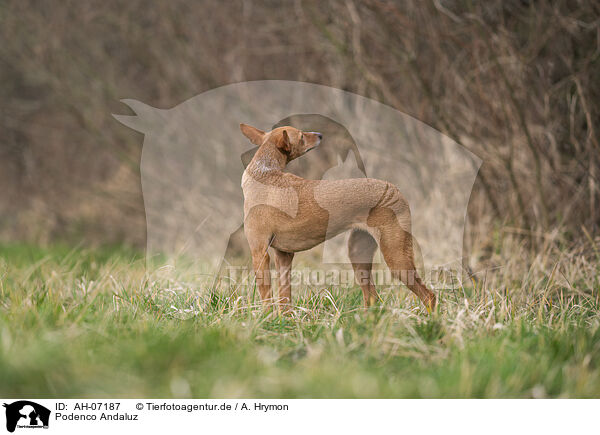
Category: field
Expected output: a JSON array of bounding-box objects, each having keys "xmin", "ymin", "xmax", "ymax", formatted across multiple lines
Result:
[{"xmin": 0, "ymin": 239, "xmax": 599, "ymax": 399}]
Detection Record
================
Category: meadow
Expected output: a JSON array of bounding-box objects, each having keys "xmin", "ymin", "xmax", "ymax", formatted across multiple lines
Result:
[{"xmin": 1, "ymin": 234, "xmax": 598, "ymax": 398}]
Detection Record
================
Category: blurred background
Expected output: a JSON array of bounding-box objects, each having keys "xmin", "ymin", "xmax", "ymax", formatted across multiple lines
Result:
[{"xmin": 1, "ymin": 0, "xmax": 598, "ymax": 258}]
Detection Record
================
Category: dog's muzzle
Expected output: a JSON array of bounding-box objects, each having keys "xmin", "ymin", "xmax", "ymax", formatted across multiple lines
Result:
[{"xmin": 306, "ymin": 132, "xmax": 322, "ymax": 152}]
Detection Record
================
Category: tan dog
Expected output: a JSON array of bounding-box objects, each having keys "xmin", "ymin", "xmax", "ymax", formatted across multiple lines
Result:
[{"xmin": 240, "ymin": 123, "xmax": 436, "ymax": 313}]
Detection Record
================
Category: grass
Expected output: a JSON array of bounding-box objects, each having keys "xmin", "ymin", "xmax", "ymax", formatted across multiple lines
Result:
[{"xmin": 0, "ymin": 239, "xmax": 599, "ymax": 398}]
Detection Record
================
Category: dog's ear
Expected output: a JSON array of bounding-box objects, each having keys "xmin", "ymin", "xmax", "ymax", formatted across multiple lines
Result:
[
  {"xmin": 240, "ymin": 124, "xmax": 265, "ymax": 146},
  {"xmin": 278, "ymin": 130, "xmax": 291, "ymax": 154}
]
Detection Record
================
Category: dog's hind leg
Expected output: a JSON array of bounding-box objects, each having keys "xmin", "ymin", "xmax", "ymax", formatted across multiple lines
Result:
[
  {"xmin": 348, "ymin": 229, "xmax": 379, "ymax": 307},
  {"xmin": 380, "ymin": 226, "xmax": 436, "ymax": 312},
  {"xmin": 367, "ymin": 207, "xmax": 436, "ymax": 312},
  {"xmin": 274, "ymin": 249, "xmax": 294, "ymax": 313}
]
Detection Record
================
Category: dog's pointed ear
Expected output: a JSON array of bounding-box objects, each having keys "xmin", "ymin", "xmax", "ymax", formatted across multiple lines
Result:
[
  {"xmin": 240, "ymin": 124, "xmax": 265, "ymax": 146},
  {"xmin": 278, "ymin": 130, "xmax": 291, "ymax": 153}
]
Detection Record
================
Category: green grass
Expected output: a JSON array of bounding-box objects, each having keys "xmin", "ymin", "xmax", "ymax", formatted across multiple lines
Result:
[{"xmin": 0, "ymin": 242, "xmax": 599, "ymax": 398}]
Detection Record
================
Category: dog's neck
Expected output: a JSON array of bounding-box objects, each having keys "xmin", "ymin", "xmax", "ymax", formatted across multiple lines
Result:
[{"xmin": 246, "ymin": 142, "xmax": 287, "ymax": 175}]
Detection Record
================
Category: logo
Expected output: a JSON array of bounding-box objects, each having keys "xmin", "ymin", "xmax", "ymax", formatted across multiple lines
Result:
[
  {"xmin": 113, "ymin": 81, "xmax": 481, "ymax": 288},
  {"xmin": 3, "ymin": 401, "xmax": 50, "ymax": 433}
]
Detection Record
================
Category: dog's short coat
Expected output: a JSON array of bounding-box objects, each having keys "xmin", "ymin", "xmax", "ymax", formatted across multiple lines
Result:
[{"xmin": 240, "ymin": 123, "xmax": 436, "ymax": 312}]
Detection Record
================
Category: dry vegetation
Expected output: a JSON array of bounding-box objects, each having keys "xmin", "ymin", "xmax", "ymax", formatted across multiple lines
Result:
[
  {"xmin": 1, "ymin": 0, "xmax": 599, "ymax": 250},
  {"xmin": 0, "ymin": 237, "xmax": 598, "ymax": 398}
]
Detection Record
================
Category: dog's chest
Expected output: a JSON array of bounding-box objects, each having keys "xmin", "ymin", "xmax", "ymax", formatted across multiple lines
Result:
[{"xmin": 241, "ymin": 171, "xmax": 299, "ymax": 220}]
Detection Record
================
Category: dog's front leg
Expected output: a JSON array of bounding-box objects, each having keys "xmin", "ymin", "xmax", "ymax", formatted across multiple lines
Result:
[
  {"xmin": 274, "ymin": 249, "xmax": 294, "ymax": 313},
  {"xmin": 249, "ymin": 240, "xmax": 273, "ymax": 307}
]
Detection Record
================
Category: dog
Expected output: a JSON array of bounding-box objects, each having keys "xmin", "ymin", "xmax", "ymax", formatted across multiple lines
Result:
[
  {"xmin": 221, "ymin": 114, "xmax": 367, "ymax": 266},
  {"xmin": 240, "ymin": 123, "xmax": 436, "ymax": 313}
]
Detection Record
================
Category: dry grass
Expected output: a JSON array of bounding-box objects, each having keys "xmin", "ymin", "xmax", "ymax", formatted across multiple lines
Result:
[
  {"xmin": 0, "ymin": 231, "xmax": 598, "ymax": 398},
  {"xmin": 1, "ymin": 0, "xmax": 598, "ymax": 246}
]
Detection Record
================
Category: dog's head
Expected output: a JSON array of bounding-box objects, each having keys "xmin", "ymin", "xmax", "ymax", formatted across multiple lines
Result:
[{"xmin": 240, "ymin": 124, "xmax": 322, "ymax": 162}]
